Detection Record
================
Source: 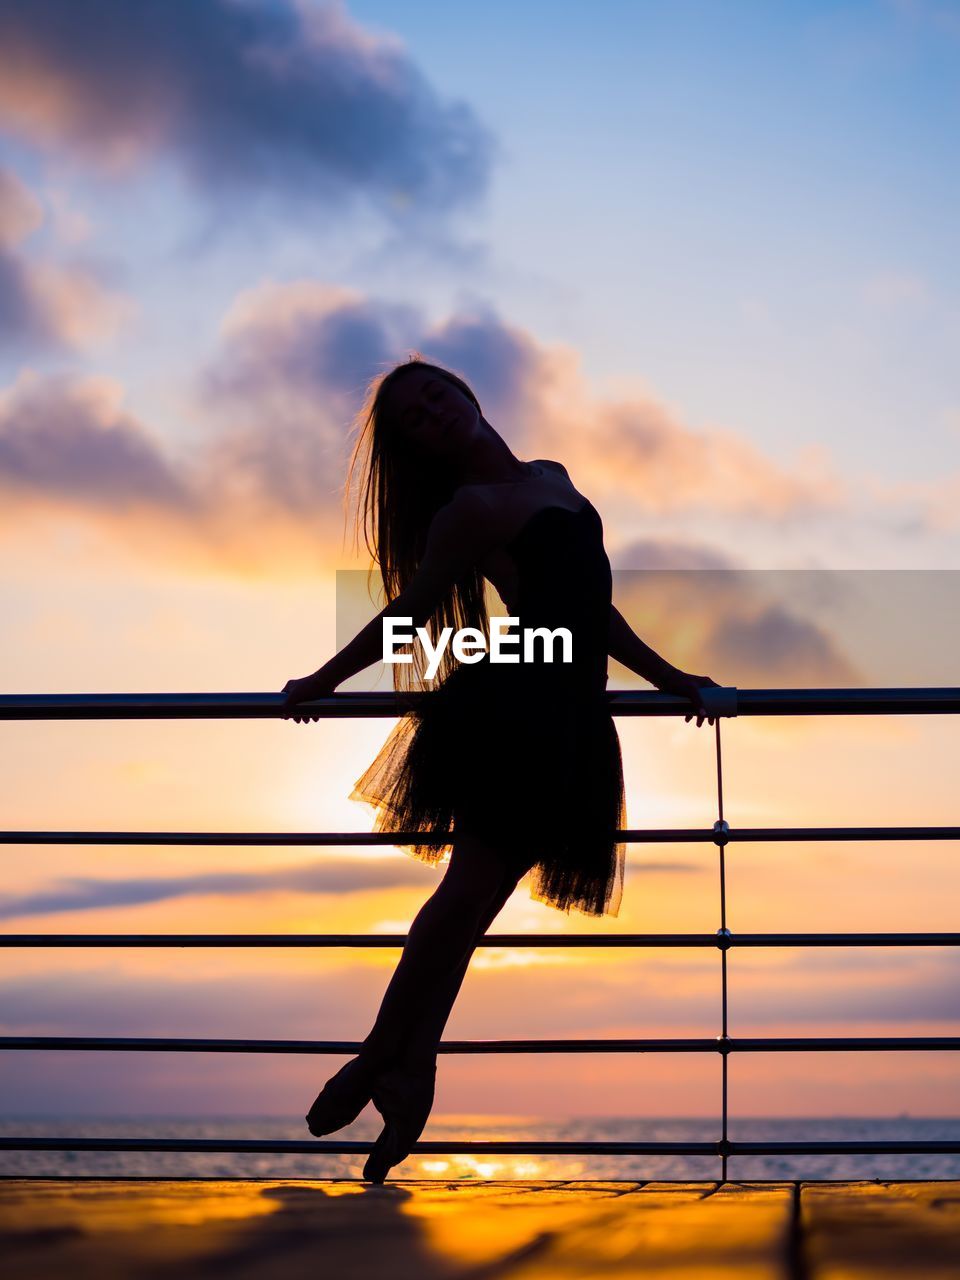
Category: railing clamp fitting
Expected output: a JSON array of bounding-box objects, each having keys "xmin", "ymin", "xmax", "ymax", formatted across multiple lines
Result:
[
  {"xmin": 700, "ymin": 686, "xmax": 738, "ymax": 718},
  {"xmin": 715, "ymin": 1034, "xmax": 732, "ymax": 1055},
  {"xmin": 715, "ymin": 928, "xmax": 732, "ymax": 951},
  {"xmin": 712, "ymin": 819, "xmax": 730, "ymax": 847}
]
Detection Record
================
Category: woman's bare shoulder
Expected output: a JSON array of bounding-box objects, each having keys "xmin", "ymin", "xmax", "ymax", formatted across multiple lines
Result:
[{"xmin": 429, "ymin": 460, "xmax": 575, "ymax": 550}]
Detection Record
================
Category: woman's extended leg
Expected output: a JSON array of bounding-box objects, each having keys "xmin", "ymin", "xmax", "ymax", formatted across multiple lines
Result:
[
  {"xmin": 394, "ymin": 850, "xmax": 532, "ymax": 1068},
  {"xmin": 306, "ymin": 829, "xmax": 533, "ymax": 1140},
  {"xmin": 360, "ymin": 830, "xmax": 537, "ymax": 1181},
  {"xmin": 360, "ymin": 828, "xmax": 534, "ymax": 1068}
]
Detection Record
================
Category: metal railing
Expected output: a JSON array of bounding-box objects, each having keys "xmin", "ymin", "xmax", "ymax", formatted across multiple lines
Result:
[{"xmin": 2, "ymin": 685, "xmax": 959, "ymax": 1179}]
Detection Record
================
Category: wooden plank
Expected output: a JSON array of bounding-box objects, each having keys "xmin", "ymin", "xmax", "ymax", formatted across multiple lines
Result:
[{"xmin": 802, "ymin": 1181, "xmax": 960, "ymax": 1280}]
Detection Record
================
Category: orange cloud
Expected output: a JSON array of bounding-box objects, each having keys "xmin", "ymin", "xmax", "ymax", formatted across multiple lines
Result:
[
  {"xmin": 0, "ymin": 167, "xmax": 43, "ymax": 244},
  {"xmin": 0, "ymin": 281, "xmax": 926, "ymax": 589},
  {"xmin": 0, "ymin": 370, "xmax": 190, "ymax": 509},
  {"xmin": 861, "ymin": 467, "xmax": 960, "ymax": 534},
  {"xmin": 607, "ymin": 568, "xmax": 863, "ymax": 687},
  {"xmin": 0, "ymin": 367, "xmax": 349, "ymax": 577},
  {"xmin": 0, "ymin": 167, "xmax": 130, "ymax": 349},
  {"xmin": 520, "ymin": 351, "xmax": 849, "ymax": 521}
]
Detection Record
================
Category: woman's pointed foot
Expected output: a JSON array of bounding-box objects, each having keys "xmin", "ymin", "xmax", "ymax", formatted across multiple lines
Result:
[
  {"xmin": 362, "ymin": 1119, "xmax": 404, "ymax": 1184},
  {"xmin": 361, "ymin": 1060, "xmax": 437, "ymax": 1183},
  {"xmin": 305, "ymin": 1051, "xmax": 387, "ymax": 1138}
]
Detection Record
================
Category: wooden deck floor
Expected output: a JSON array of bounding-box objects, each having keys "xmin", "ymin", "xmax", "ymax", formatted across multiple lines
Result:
[{"xmin": 1, "ymin": 1179, "xmax": 958, "ymax": 1278}]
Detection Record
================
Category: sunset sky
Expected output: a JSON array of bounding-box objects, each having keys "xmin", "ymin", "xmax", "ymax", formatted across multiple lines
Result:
[{"xmin": 1, "ymin": 0, "xmax": 958, "ymax": 1129}]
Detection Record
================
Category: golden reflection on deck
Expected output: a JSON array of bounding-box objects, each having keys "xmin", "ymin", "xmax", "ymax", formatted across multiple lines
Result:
[{"xmin": 1, "ymin": 1179, "xmax": 958, "ymax": 1278}]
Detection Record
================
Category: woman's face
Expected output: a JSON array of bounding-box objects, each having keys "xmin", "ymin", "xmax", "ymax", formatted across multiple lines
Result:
[{"xmin": 386, "ymin": 369, "xmax": 481, "ymax": 460}]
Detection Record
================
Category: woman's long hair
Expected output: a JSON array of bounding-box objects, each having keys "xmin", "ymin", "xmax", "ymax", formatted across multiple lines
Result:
[{"xmin": 344, "ymin": 353, "xmax": 491, "ymax": 693}]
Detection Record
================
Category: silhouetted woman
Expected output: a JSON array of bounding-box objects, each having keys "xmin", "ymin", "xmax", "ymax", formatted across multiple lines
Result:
[{"xmin": 281, "ymin": 355, "xmax": 719, "ymax": 1182}]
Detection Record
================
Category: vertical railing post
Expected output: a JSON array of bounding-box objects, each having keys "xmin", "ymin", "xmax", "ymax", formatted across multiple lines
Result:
[{"xmin": 713, "ymin": 714, "xmax": 731, "ymax": 1182}]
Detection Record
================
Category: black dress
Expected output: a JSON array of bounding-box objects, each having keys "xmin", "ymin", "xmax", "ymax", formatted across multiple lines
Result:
[{"xmin": 349, "ymin": 498, "xmax": 626, "ymax": 918}]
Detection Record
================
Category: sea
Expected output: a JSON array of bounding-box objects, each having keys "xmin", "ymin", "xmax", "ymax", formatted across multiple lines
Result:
[{"xmin": 2, "ymin": 1116, "xmax": 959, "ymax": 1181}]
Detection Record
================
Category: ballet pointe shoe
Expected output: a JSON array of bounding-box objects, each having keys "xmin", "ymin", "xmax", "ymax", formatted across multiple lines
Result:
[
  {"xmin": 305, "ymin": 1052, "xmax": 387, "ymax": 1138},
  {"xmin": 362, "ymin": 1060, "xmax": 437, "ymax": 1184}
]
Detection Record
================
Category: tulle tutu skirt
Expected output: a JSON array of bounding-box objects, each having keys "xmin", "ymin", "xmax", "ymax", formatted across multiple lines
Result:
[{"xmin": 349, "ymin": 655, "xmax": 626, "ymax": 917}]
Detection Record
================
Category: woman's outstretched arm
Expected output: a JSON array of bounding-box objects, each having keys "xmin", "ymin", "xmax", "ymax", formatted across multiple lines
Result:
[
  {"xmin": 281, "ymin": 491, "xmax": 492, "ymax": 712},
  {"xmin": 608, "ymin": 603, "xmax": 720, "ymax": 726},
  {"xmin": 608, "ymin": 603, "xmax": 685, "ymax": 686}
]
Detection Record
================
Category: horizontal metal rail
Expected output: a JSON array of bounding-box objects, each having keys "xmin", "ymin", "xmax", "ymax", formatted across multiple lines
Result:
[
  {"xmin": 2, "ymin": 686, "xmax": 959, "ymax": 721},
  {"xmin": 4, "ymin": 1035, "xmax": 959, "ymax": 1055},
  {"xmin": 2, "ymin": 824, "xmax": 959, "ymax": 846},
  {"xmin": 2, "ymin": 932, "xmax": 958, "ymax": 948},
  {"xmin": 3, "ymin": 1137, "xmax": 959, "ymax": 1157}
]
